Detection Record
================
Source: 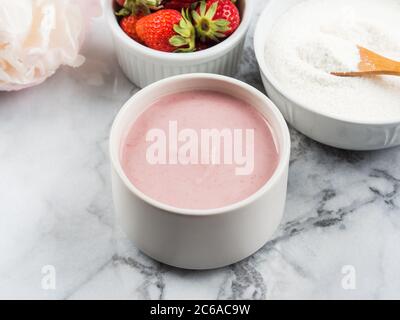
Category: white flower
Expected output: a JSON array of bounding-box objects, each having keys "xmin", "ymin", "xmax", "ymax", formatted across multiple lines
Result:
[{"xmin": 0, "ymin": 0, "xmax": 101, "ymax": 91}]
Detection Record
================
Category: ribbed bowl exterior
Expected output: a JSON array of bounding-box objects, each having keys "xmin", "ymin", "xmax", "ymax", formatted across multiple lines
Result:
[
  {"xmin": 113, "ymin": 38, "xmax": 246, "ymax": 88},
  {"xmin": 261, "ymin": 73, "xmax": 400, "ymax": 151}
]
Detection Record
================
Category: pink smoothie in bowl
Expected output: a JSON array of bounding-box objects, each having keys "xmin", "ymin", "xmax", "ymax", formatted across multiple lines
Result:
[
  {"xmin": 121, "ymin": 90, "xmax": 280, "ymax": 210},
  {"xmin": 110, "ymin": 74, "xmax": 290, "ymax": 269}
]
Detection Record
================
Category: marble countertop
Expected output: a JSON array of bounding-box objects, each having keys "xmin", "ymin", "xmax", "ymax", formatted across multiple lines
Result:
[{"xmin": 1, "ymin": 0, "xmax": 400, "ymax": 300}]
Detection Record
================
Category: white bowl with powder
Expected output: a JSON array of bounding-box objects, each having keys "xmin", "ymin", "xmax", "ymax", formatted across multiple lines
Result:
[{"xmin": 254, "ymin": 0, "xmax": 400, "ymax": 150}]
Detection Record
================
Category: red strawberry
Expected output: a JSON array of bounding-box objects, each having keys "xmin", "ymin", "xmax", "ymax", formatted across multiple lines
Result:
[
  {"xmin": 120, "ymin": 15, "xmax": 143, "ymax": 42},
  {"xmin": 136, "ymin": 9, "xmax": 196, "ymax": 52},
  {"xmin": 163, "ymin": 0, "xmax": 199, "ymax": 11},
  {"xmin": 192, "ymin": 0, "xmax": 240, "ymax": 42},
  {"xmin": 116, "ymin": 0, "xmax": 164, "ymax": 45}
]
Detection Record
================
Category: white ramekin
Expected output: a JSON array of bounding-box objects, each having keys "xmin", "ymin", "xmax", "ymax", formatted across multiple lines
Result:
[
  {"xmin": 254, "ymin": 0, "xmax": 400, "ymax": 151},
  {"xmin": 105, "ymin": 0, "xmax": 253, "ymax": 88},
  {"xmin": 110, "ymin": 73, "xmax": 291, "ymax": 270}
]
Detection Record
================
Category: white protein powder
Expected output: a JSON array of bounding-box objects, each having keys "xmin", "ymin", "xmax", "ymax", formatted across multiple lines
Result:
[{"xmin": 264, "ymin": 0, "xmax": 400, "ymax": 122}]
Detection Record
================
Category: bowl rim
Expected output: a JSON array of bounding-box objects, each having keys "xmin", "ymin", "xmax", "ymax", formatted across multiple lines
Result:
[
  {"xmin": 109, "ymin": 73, "xmax": 291, "ymax": 217},
  {"xmin": 105, "ymin": 0, "xmax": 253, "ymax": 62},
  {"xmin": 254, "ymin": 0, "xmax": 400, "ymax": 126}
]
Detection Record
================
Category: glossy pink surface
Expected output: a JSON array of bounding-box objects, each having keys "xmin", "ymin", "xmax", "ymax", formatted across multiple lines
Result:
[{"xmin": 121, "ymin": 91, "xmax": 279, "ymax": 210}]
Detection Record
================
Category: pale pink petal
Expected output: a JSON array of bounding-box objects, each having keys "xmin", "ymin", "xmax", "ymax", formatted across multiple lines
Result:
[{"xmin": 0, "ymin": 0, "xmax": 102, "ymax": 91}]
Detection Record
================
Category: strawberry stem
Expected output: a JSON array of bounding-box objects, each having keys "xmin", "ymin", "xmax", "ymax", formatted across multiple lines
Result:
[
  {"xmin": 192, "ymin": 1, "xmax": 230, "ymax": 42},
  {"xmin": 170, "ymin": 9, "xmax": 196, "ymax": 53}
]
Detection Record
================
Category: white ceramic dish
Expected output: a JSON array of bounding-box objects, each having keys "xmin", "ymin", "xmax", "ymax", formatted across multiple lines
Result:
[
  {"xmin": 110, "ymin": 73, "xmax": 291, "ymax": 270},
  {"xmin": 105, "ymin": 0, "xmax": 253, "ymax": 88},
  {"xmin": 254, "ymin": 0, "xmax": 400, "ymax": 151}
]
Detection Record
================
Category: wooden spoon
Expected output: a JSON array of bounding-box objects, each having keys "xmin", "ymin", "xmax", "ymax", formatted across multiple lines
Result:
[{"xmin": 331, "ymin": 46, "xmax": 400, "ymax": 77}]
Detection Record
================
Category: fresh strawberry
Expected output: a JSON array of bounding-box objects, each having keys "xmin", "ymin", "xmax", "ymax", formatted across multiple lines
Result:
[
  {"xmin": 163, "ymin": 0, "xmax": 199, "ymax": 11},
  {"xmin": 120, "ymin": 15, "xmax": 143, "ymax": 42},
  {"xmin": 136, "ymin": 9, "xmax": 196, "ymax": 52},
  {"xmin": 192, "ymin": 0, "xmax": 240, "ymax": 42},
  {"xmin": 116, "ymin": 0, "xmax": 163, "ymax": 44}
]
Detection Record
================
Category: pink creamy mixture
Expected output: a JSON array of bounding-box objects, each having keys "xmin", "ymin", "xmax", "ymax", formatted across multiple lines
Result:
[{"xmin": 121, "ymin": 91, "xmax": 279, "ymax": 210}]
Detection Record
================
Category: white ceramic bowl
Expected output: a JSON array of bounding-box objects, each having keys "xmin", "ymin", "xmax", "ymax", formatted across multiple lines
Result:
[
  {"xmin": 110, "ymin": 73, "xmax": 291, "ymax": 270},
  {"xmin": 105, "ymin": 0, "xmax": 253, "ymax": 88},
  {"xmin": 254, "ymin": 0, "xmax": 400, "ymax": 151}
]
